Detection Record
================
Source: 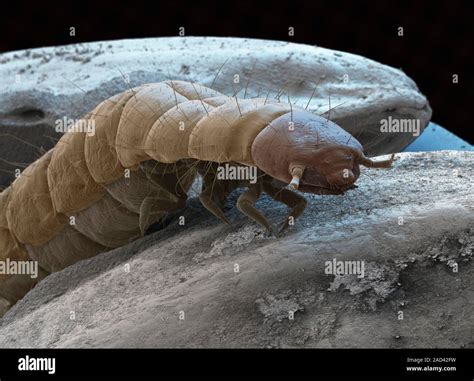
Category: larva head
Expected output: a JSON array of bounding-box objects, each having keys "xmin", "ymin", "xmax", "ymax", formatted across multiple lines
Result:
[{"xmin": 252, "ymin": 110, "xmax": 392, "ymax": 195}]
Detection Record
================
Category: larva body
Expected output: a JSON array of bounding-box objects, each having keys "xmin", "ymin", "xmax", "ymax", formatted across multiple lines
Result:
[{"xmin": 0, "ymin": 80, "xmax": 394, "ymax": 315}]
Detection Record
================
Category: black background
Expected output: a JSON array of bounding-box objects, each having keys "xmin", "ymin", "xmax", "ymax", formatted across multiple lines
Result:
[{"xmin": 1, "ymin": 0, "xmax": 472, "ymax": 143}]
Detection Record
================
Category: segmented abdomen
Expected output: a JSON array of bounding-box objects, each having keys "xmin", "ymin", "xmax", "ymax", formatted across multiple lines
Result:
[{"xmin": 0, "ymin": 80, "xmax": 294, "ymax": 315}]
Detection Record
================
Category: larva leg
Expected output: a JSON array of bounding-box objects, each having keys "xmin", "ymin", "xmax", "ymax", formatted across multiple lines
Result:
[
  {"xmin": 199, "ymin": 187, "xmax": 231, "ymax": 225},
  {"xmin": 139, "ymin": 193, "xmax": 187, "ymax": 235},
  {"xmin": 263, "ymin": 182, "xmax": 307, "ymax": 233},
  {"xmin": 236, "ymin": 184, "xmax": 273, "ymax": 234},
  {"xmin": 138, "ymin": 160, "xmax": 196, "ymax": 234},
  {"xmin": 198, "ymin": 172, "xmax": 232, "ymax": 225}
]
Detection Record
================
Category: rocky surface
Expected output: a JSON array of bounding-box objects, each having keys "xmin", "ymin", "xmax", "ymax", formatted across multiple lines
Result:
[
  {"xmin": 0, "ymin": 37, "xmax": 431, "ymax": 187},
  {"xmin": 0, "ymin": 151, "xmax": 471, "ymax": 348}
]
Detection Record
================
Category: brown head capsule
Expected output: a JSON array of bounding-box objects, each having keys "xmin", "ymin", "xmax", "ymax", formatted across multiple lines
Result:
[{"xmin": 251, "ymin": 110, "xmax": 394, "ymax": 195}]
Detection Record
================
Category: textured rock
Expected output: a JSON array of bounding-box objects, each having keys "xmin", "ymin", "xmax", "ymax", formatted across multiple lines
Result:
[
  {"xmin": 0, "ymin": 151, "xmax": 471, "ymax": 348},
  {"xmin": 0, "ymin": 37, "xmax": 431, "ymax": 187}
]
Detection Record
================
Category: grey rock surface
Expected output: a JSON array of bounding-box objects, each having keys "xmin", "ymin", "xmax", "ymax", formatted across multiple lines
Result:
[
  {"xmin": 0, "ymin": 151, "xmax": 471, "ymax": 348},
  {"xmin": 0, "ymin": 37, "xmax": 431, "ymax": 187}
]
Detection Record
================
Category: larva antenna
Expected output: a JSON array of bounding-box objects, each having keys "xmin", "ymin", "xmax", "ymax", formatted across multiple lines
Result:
[
  {"xmin": 289, "ymin": 165, "xmax": 305, "ymax": 190},
  {"xmin": 359, "ymin": 153, "xmax": 395, "ymax": 168}
]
